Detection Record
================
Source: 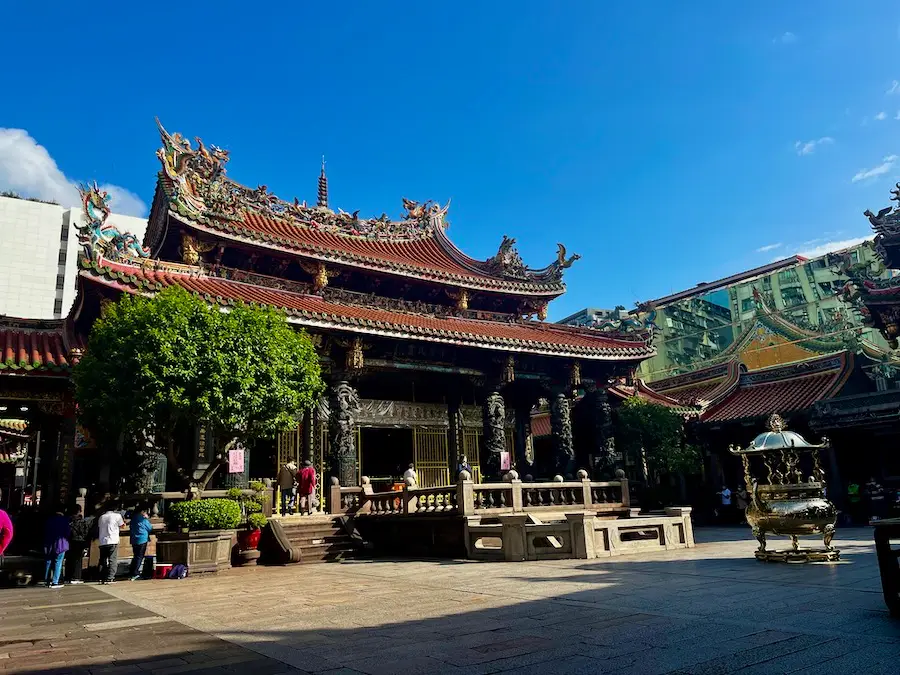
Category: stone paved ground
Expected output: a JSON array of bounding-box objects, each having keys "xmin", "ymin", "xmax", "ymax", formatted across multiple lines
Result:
[{"xmin": 4, "ymin": 527, "xmax": 900, "ymax": 674}]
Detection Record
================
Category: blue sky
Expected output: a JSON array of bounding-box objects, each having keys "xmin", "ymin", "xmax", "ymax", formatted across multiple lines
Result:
[{"xmin": 2, "ymin": 1, "xmax": 899, "ymax": 319}]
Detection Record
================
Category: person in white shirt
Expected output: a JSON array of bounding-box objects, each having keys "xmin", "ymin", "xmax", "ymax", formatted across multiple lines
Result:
[
  {"xmin": 402, "ymin": 463, "xmax": 418, "ymax": 486},
  {"xmin": 717, "ymin": 486, "xmax": 732, "ymax": 523},
  {"xmin": 97, "ymin": 505, "xmax": 125, "ymax": 584}
]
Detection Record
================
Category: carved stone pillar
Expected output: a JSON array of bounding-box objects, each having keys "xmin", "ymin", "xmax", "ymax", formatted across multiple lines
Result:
[
  {"xmin": 328, "ymin": 380, "xmax": 360, "ymax": 487},
  {"xmin": 514, "ymin": 403, "xmax": 534, "ymax": 473},
  {"xmin": 482, "ymin": 391, "xmax": 506, "ymax": 479},
  {"xmin": 588, "ymin": 387, "xmax": 616, "ymax": 478},
  {"xmin": 550, "ymin": 392, "xmax": 575, "ymax": 476}
]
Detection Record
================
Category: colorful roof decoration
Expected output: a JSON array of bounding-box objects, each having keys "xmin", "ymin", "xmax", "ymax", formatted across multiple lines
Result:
[
  {"xmin": 78, "ymin": 255, "xmax": 654, "ymax": 361},
  {"xmin": 0, "ymin": 319, "xmax": 78, "ymax": 375},
  {"xmin": 146, "ymin": 120, "xmax": 578, "ymax": 297},
  {"xmin": 702, "ymin": 352, "xmax": 854, "ymax": 424}
]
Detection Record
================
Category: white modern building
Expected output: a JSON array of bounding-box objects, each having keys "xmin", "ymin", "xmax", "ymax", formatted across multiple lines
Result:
[{"xmin": 0, "ymin": 195, "xmax": 147, "ymax": 320}]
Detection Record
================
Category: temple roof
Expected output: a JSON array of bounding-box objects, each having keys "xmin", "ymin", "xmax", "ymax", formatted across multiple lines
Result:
[
  {"xmin": 78, "ymin": 256, "xmax": 654, "ymax": 362},
  {"xmin": 0, "ymin": 318, "xmax": 78, "ymax": 376},
  {"xmin": 147, "ymin": 121, "xmax": 578, "ymax": 297},
  {"xmin": 701, "ymin": 352, "xmax": 853, "ymax": 424},
  {"xmin": 647, "ymin": 361, "xmax": 742, "ymax": 407}
]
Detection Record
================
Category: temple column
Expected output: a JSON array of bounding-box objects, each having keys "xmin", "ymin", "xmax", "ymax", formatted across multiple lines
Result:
[
  {"xmin": 482, "ymin": 390, "xmax": 506, "ymax": 479},
  {"xmin": 550, "ymin": 391, "xmax": 575, "ymax": 477},
  {"xmin": 328, "ymin": 380, "xmax": 360, "ymax": 487},
  {"xmin": 587, "ymin": 387, "xmax": 616, "ymax": 479},
  {"xmin": 514, "ymin": 402, "xmax": 534, "ymax": 475}
]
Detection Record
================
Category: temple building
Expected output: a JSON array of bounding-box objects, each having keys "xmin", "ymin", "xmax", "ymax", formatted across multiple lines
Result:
[
  {"xmin": 8, "ymin": 120, "xmax": 657, "ymax": 503},
  {"xmin": 561, "ymin": 239, "xmax": 900, "ymax": 499}
]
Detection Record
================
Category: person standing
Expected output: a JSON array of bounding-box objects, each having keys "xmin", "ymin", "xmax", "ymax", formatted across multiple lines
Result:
[
  {"xmin": 66, "ymin": 504, "xmax": 91, "ymax": 584},
  {"xmin": 734, "ymin": 486, "xmax": 749, "ymax": 523},
  {"xmin": 43, "ymin": 505, "xmax": 69, "ymax": 589},
  {"xmin": 456, "ymin": 455, "xmax": 472, "ymax": 479},
  {"xmin": 97, "ymin": 504, "xmax": 125, "ymax": 584},
  {"xmin": 297, "ymin": 461, "xmax": 317, "ymax": 516},
  {"xmin": 129, "ymin": 505, "xmax": 153, "ymax": 581},
  {"xmin": 403, "ymin": 463, "xmax": 418, "ymax": 486},
  {"xmin": 717, "ymin": 485, "xmax": 732, "ymax": 523},
  {"xmin": 0, "ymin": 490, "xmax": 13, "ymax": 563},
  {"xmin": 277, "ymin": 462, "xmax": 298, "ymax": 516}
]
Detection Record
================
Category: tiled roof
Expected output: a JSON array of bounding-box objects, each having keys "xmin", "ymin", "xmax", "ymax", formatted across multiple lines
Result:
[
  {"xmin": 608, "ymin": 381, "xmax": 698, "ymax": 413},
  {"xmin": 80, "ymin": 257, "xmax": 654, "ymax": 361},
  {"xmin": 701, "ymin": 353, "xmax": 852, "ymax": 424},
  {"xmin": 532, "ymin": 413, "xmax": 551, "ymax": 437},
  {"xmin": 648, "ymin": 361, "xmax": 741, "ymax": 407},
  {"xmin": 0, "ymin": 320, "xmax": 74, "ymax": 374},
  {"xmin": 166, "ymin": 207, "xmax": 566, "ymax": 296}
]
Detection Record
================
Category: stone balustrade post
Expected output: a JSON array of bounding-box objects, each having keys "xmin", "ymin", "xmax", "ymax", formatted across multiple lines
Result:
[
  {"xmin": 498, "ymin": 514, "xmax": 529, "ymax": 561},
  {"xmin": 620, "ymin": 478, "xmax": 631, "ymax": 507},
  {"xmin": 402, "ymin": 486, "xmax": 418, "ymax": 515},
  {"xmin": 510, "ymin": 480, "xmax": 523, "ymax": 511},
  {"xmin": 329, "ymin": 483, "xmax": 343, "ymax": 515},
  {"xmin": 566, "ymin": 512, "xmax": 598, "ymax": 559},
  {"xmin": 581, "ymin": 480, "xmax": 593, "ymax": 507},
  {"xmin": 457, "ymin": 478, "xmax": 475, "ymax": 516}
]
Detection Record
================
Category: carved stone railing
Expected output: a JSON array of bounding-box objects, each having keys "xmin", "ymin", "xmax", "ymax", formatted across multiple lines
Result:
[{"xmin": 329, "ymin": 475, "xmax": 630, "ymax": 518}]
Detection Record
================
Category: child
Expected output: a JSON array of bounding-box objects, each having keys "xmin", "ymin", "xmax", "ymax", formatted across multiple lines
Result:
[
  {"xmin": 43, "ymin": 505, "xmax": 69, "ymax": 589},
  {"xmin": 129, "ymin": 504, "xmax": 153, "ymax": 581}
]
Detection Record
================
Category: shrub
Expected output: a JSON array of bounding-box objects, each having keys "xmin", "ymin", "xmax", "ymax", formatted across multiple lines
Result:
[
  {"xmin": 166, "ymin": 498, "xmax": 241, "ymax": 531},
  {"xmin": 247, "ymin": 512, "xmax": 268, "ymax": 530}
]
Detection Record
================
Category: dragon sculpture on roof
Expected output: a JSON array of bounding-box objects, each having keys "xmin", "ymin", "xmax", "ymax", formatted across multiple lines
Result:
[
  {"xmin": 77, "ymin": 182, "xmax": 150, "ymax": 262},
  {"xmin": 156, "ymin": 119, "xmax": 451, "ymax": 241}
]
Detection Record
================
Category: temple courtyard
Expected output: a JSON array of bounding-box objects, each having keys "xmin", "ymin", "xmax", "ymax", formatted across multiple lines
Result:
[{"xmin": 2, "ymin": 527, "xmax": 899, "ymax": 674}]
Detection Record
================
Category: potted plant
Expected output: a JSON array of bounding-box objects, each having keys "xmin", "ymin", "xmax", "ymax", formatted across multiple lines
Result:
[
  {"xmin": 227, "ymin": 483, "xmax": 270, "ymax": 565},
  {"xmin": 158, "ymin": 498, "xmax": 241, "ymax": 574}
]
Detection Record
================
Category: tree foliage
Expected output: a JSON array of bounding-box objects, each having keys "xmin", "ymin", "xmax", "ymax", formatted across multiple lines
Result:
[
  {"xmin": 73, "ymin": 286, "xmax": 324, "ymax": 491},
  {"xmin": 614, "ymin": 397, "xmax": 701, "ymax": 481}
]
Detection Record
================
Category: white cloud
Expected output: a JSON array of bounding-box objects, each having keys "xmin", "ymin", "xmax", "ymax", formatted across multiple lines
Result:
[
  {"xmin": 794, "ymin": 137, "xmax": 833, "ymax": 155},
  {"xmin": 876, "ymin": 111, "xmax": 888, "ymax": 121},
  {"xmin": 889, "ymin": 80, "xmax": 900, "ymax": 95},
  {"xmin": 852, "ymin": 155, "xmax": 898, "ymax": 183},
  {"xmin": 756, "ymin": 242, "xmax": 783, "ymax": 253},
  {"xmin": 775, "ymin": 32, "xmax": 797, "ymax": 44},
  {"xmin": 795, "ymin": 237, "xmax": 873, "ymax": 259},
  {"xmin": 0, "ymin": 128, "xmax": 147, "ymax": 217}
]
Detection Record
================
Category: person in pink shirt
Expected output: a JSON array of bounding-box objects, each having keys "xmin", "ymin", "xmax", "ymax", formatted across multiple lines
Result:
[
  {"xmin": 0, "ymin": 490, "xmax": 13, "ymax": 559},
  {"xmin": 298, "ymin": 460, "xmax": 317, "ymax": 515}
]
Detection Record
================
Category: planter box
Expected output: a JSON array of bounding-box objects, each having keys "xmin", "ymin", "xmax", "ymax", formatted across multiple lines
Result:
[{"xmin": 156, "ymin": 530, "xmax": 235, "ymax": 574}]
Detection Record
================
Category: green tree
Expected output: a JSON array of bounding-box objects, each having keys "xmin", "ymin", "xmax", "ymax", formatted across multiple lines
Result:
[
  {"xmin": 73, "ymin": 286, "xmax": 324, "ymax": 492},
  {"xmin": 615, "ymin": 397, "xmax": 701, "ymax": 485}
]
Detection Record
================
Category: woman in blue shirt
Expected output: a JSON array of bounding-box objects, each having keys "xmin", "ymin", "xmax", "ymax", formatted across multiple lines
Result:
[{"xmin": 129, "ymin": 505, "xmax": 153, "ymax": 581}]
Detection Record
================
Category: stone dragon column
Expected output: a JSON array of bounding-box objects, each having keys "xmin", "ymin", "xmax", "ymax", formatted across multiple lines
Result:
[
  {"xmin": 588, "ymin": 386, "xmax": 616, "ymax": 478},
  {"xmin": 482, "ymin": 390, "xmax": 506, "ymax": 479},
  {"xmin": 550, "ymin": 391, "xmax": 575, "ymax": 477},
  {"xmin": 328, "ymin": 380, "xmax": 360, "ymax": 487}
]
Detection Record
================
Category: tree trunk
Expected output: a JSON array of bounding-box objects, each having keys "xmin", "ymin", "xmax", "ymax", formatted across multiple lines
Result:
[{"xmin": 193, "ymin": 437, "xmax": 239, "ymax": 492}]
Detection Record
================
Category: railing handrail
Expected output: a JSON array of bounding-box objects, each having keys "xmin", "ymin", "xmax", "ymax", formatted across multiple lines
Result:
[{"xmin": 330, "ymin": 474, "xmax": 629, "ymax": 517}]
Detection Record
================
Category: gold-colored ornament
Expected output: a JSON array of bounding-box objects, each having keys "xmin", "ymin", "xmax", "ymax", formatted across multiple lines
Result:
[
  {"xmin": 729, "ymin": 415, "xmax": 839, "ymax": 563},
  {"xmin": 537, "ymin": 303, "xmax": 548, "ymax": 322},
  {"xmin": 179, "ymin": 233, "xmax": 215, "ymax": 265},
  {"xmin": 301, "ymin": 261, "xmax": 339, "ymax": 293}
]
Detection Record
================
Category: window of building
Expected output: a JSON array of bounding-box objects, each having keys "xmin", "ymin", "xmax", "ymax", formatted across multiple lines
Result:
[
  {"xmin": 761, "ymin": 277, "xmax": 772, "ymax": 290},
  {"xmin": 55, "ymin": 276, "xmax": 64, "ymax": 290},
  {"xmin": 60, "ymin": 223, "xmax": 69, "ymax": 241},
  {"xmin": 781, "ymin": 287, "xmax": 805, "ymax": 307},
  {"xmin": 851, "ymin": 250, "xmax": 860, "ymax": 264},
  {"xmin": 53, "ymin": 299, "xmax": 63, "ymax": 316},
  {"xmin": 810, "ymin": 259, "xmax": 826, "ymax": 269},
  {"xmin": 741, "ymin": 298, "xmax": 755, "ymax": 313},
  {"xmin": 57, "ymin": 250, "xmax": 67, "ymax": 265},
  {"xmin": 778, "ymin": 268, "xmax": 800, "ymax": 285}
]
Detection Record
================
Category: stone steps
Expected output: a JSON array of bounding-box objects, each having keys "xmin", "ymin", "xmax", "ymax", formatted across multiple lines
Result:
[{"xmin": 277, "ymin": 516, "xmax": 363, "ymax": 563}]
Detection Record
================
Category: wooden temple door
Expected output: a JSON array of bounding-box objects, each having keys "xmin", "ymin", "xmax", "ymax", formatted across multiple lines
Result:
[{"xmin": 412, "ymin": 427, "xmax": 449, "ymax": 487}]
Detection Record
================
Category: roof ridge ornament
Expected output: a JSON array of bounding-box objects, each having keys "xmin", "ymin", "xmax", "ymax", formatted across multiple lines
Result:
[
  {"xmin": 317, "ymin": 156, "xmax": 328, "ymax": 209},
  {"xmin": 767, "ymin": 413, "xmax": 786, "ymax": 433},
  {"xmin": 76, "ymin": 181, "xmax": 150, "ymax": 263}
]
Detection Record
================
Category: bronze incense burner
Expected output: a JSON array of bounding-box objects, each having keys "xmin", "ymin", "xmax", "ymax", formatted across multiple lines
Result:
[{"xmin": 729, "ymin": 414, "xmax": 839, "ymax": 563}]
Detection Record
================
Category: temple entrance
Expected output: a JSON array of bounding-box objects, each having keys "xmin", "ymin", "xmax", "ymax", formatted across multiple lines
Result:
[
  {"xmin": 412, "ymin": 427, "xmax": 449, "ymax": 488},
  {"xmin": 360, "ymin": 427, "xmax": 413, "ymax": 491}
]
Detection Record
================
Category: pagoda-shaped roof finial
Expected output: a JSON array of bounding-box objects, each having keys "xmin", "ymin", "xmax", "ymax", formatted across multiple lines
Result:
[{"xmin": 317, "ymin": 156, "xmax": 329, "ymax": 209}]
